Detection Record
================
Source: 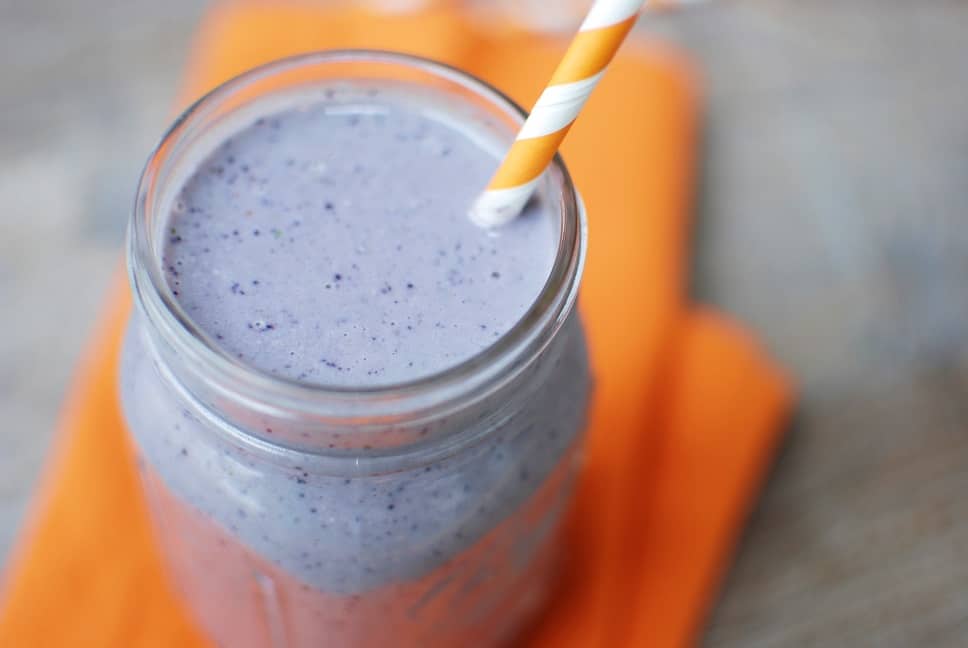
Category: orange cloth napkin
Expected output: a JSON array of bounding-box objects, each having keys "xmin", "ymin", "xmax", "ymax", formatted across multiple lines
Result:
[{"xmin": 0, "ymin": 3, "xmax": 793, "ymax": 646}]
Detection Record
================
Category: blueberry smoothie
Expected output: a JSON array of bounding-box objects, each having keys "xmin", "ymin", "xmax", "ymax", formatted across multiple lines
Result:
[
  {"xmin": 122, "ymin": 55, "xmax": 589, "ymax": 648},
  {"xmin": 162, "ymin": 90, "xmax": 554, "ymax": 387}
]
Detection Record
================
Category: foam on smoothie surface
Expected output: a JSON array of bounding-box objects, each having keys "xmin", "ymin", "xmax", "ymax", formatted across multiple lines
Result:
[{"xmin": 163, "ymin": 87, "xmax": 556, "ymax": 387}]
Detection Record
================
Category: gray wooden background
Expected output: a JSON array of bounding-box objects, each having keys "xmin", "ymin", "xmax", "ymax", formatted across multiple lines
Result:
[{"xmin": 2, "ymin": 1, "xmax": 967, "ymax": 645}]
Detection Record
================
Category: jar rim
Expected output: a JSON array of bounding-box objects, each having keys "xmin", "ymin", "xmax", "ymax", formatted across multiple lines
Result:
[{"xmin": 128, "ymin": 49, "xmax": 586, "ymax": 427}]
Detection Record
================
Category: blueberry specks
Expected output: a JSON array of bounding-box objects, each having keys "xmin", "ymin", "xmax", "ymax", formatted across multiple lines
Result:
[
  {"xmin": 161, "ymin": 96, "xmax": 554, "ymax": 394},
  {"xmin": 319, "ymin": 358, "xmax": 346, "ymax": 372}
]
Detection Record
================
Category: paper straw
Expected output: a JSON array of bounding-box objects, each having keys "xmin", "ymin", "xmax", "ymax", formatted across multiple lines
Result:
[{"xmin": 470, "ymin": 0, "xmax": 646, "ymax": 227}]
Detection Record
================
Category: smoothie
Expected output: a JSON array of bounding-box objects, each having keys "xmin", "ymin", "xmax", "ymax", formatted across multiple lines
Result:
[
  {"xmin": 161, "ymin": 87, "xmax": 555, "ymax": 387},
  {"xmin": 121, "ymin": 63, "xmax": 590, "ymax": 648}
]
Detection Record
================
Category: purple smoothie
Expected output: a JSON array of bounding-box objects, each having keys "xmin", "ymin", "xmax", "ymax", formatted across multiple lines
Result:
[
  {"xmin": 121, "ymin": 79, "xmax": 590, "ymax": 648},
  {"xmin": 163, "ymin": 89, "xmax": 554, "ymax": 386}
]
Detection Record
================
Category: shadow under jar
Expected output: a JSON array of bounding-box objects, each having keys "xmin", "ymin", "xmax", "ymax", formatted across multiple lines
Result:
[{"xmin": 120, "ymin": 51, "xmax": 591, "ymax": 648}]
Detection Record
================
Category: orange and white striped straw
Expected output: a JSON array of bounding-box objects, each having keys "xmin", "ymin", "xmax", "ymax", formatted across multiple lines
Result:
[{"xmin": 471, "ymin": 0, "xmax": 646, "ymax": 227}]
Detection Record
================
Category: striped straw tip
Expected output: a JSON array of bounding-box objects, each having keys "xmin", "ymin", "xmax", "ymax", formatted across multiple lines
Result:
[{"xmin": 469, "ymin": 179, "xmax": 540, "ymax": 228}]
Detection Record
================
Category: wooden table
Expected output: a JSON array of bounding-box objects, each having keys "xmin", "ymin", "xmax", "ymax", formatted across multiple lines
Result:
[
  {"xmin": 643, "ymin": 3, "xmax": 968, "ymax": 644},
  {"xmin": 2, "ymin": 1, "xmax": 967, "ymax": 644}
]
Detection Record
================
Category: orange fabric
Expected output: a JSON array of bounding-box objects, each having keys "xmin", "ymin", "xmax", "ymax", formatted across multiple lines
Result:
[{"xmin": 0, "ymin": 3, "xmax": 793, "ymax": 647}]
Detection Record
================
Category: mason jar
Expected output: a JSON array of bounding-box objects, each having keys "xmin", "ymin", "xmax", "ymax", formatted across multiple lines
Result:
[{"xmin": 121, "ymin": 51, "xmax": 590, "ymax": 648}]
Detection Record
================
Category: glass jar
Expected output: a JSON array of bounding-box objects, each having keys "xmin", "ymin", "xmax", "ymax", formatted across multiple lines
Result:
[{"xmin": 121, "ymin": 51, "xmax": 590, "ymax": 648}]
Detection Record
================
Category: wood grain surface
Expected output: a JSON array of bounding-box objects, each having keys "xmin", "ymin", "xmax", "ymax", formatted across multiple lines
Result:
[{"xmin": 2, "ymin": 1, "xmax": 967, "ymax": 645}]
